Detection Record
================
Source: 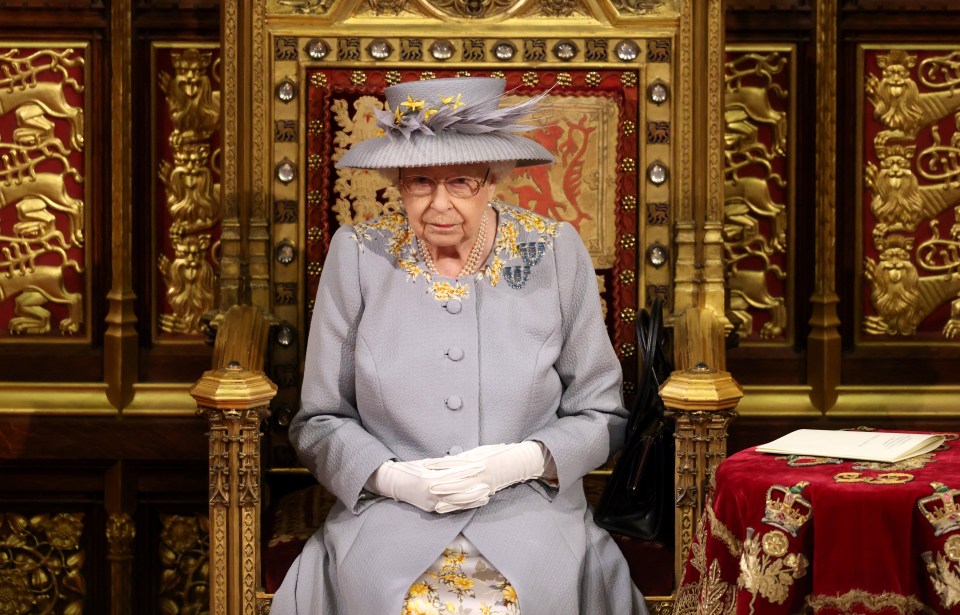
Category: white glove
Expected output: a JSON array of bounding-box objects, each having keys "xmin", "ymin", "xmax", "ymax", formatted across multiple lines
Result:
[
  {"xmin": 365, "ymin": 459, "xmax": 492, "ymax": 514},
  {"xmin": 425, "ymin": 441, "xmax": 554, "ymax": 495}
]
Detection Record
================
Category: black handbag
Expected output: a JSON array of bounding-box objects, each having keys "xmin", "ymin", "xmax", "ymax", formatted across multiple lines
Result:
[{"xmin": 593, "ymin": 298, "xmax": 675, "ymax": 543}]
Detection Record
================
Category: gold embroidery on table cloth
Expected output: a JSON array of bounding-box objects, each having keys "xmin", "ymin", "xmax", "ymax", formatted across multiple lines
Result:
[
  {"xmin": 351, "ymin": 202, "xmax": 559, "ymax": 301},
  {"xmin": 852, "ymin": 452, "xmax": 936, "ymax": 471},
  {"xmin": 924, "ymin": 549, "xmax": 960, "ymax": 610},
  {"xmin": 918, "ymin": 482, "xmax": 960, "ymax": 536},
  {"xmin": 707, "ymin": 500, "xmax": 742, "ymax": 558},
  {"xmin": 738, "ymin": 527, "xmax": 809, "ymax": 606},
  {"xmin": 805, "ymin": 590, "xmax": 929, "ymax": 614},
  {"xmin": 675, "ymin": 499, "xmax": 738, "ymax": 615},
  {"xmin": 762, "ymin": 482, "xmax": 812, "ymax": 537},
  {"xmin": 776, "ymin": 454, "xmax": 844, "ymax": 467},
  {"xmin": 834, "ymin": 471, "xmax": 915, "ymax": 485}
]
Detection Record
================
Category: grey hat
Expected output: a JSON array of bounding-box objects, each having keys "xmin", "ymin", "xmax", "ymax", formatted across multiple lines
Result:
[{"xmin": 335, "ymin": 77, "xmax": 556, "ymax": 170}]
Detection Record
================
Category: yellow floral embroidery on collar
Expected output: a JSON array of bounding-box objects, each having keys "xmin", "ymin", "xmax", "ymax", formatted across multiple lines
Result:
[
  {"xmin": 430, "ymin": 281, "xmax": 470, "ymax": 301},
  {"xmin": 351, "ymin": 201, "xmax": 559, "ymax": 301}
]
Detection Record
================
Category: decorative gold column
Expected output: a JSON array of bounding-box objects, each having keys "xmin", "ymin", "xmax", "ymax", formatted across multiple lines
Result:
[
  {"xmin": 105, "ymin": 0, "xmax": 138, "ymax": 409},
  {"xmin": 660, "ymin": 362, "xmax": 742, "ymax": 583},
  {"xmin": 106, "ymin": 513, "xmax": 135, "ymax": 615},
  {"xmin": 675, "ymin": 0, "xmax": 728, "ymax": 368},
  {"xmin": 192, "ymin": 362, "xmax": 277, "ymax": 615},
  {"xmin": 808, "ymin": 0, "xmax": 841, "ymax": 411}
]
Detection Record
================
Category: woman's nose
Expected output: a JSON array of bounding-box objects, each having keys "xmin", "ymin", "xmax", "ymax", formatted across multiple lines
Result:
[{"xmin": 430, "ymin": 184, "xmax": 454, "ymax": 210}]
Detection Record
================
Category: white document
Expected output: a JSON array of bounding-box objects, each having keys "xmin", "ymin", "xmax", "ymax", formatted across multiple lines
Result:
[{"xmin": 755, "ymin": 429, "xmax": 946, "ymax": 463}]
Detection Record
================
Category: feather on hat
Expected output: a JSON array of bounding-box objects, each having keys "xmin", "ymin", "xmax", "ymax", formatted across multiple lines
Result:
[{"xmin": 335, "ymin": 77, "xmax": 556, "ymax": 169}]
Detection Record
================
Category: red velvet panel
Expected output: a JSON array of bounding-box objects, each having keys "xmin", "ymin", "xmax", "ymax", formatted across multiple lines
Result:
[{"xmin": 677, "ymin": 432, "xmax": 960, "ymax": 613}]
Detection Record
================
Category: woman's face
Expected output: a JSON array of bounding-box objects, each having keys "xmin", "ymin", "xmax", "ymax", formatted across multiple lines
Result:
[{"xmin": 398, "ymin": 163, "xmax": 497, "ymax": 251}]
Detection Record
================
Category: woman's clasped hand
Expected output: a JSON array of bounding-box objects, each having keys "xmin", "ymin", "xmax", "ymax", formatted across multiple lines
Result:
[{"xmin": 367, "ymin": 442, "xmax": 556, "ymax": 514}]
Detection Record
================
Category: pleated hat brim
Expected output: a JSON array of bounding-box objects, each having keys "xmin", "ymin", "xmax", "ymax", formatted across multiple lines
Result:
[{"xmin": 335, "ymin": 130, "xmax": 556, "ymax": 170}]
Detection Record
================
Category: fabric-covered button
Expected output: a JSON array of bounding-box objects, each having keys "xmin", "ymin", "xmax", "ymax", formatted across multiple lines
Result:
[
  {"xmin": 447, "ymin": 445, "xmax": 464, "ymax": 455},
  {"xmin": 444, "ymin": 300, "xmax": 462, "ymax": 314},
  {"xmin": 446, "ymin": 347, "xmax": 465, "ymax": 362},
  {"xmin": 445, "ymin": 395, "xmax": 463, "ymax": 411}
]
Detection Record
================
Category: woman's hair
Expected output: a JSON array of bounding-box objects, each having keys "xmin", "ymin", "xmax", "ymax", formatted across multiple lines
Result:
[{"xmin": 379, "ymin": 162, "xmax": 517, "ymax": 186}]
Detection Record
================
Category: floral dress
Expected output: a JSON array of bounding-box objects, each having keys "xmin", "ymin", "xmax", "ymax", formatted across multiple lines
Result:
[{"xmin": 402, "ymin": 535, "xmax": 521, "ymax": 615}]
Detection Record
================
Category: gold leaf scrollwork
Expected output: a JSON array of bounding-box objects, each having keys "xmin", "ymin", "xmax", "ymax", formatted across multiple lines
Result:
[
  {"xmin": 722, "ymin": 51, "xmax": 789, "ymax": 341},
  {"xmin": 157, "ymin": 48, "xmax": 221, "ymax": 336},
  {"xmin": 534, "ymin": 0, "xmax": 583, "ymax": 18},
  {"xmin": 0, "ymin": 512, "xmax": 86, "ymax": 614},
  {"xmin": 158, "ymin": 514, "xmax": 210, "ymax": 615},
  {"xmin": 423, "ymin": 0, "xmax": 516, "ymax": 19},
  {"xmin": 0, "ymin": 47, "xmax": 86, "ymax": 337},
  {"xmin": 610, "ymin": 0, "xmax": 669, "ymax": 15}
]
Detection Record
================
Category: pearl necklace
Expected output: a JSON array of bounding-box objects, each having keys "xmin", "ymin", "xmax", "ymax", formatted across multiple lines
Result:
[{"xmin": 418, "ymin": 206, "xmax": 489, "ymax": 279}]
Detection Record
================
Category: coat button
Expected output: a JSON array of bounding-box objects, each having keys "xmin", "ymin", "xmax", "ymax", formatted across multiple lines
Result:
[
  {"xmin": 445, "ymin": 395, "xmax": 463, "ymax": 411},
  {"xmin": 444, "ymin": 300, "xmax": 462, "ymax": 314},
  {"xmin": 445, "ymin": 347, "xmax": 464, "ymax": 362},
  {"xmin": 447, "ymin": 445, "xmax": 464, "ymax": 455}
]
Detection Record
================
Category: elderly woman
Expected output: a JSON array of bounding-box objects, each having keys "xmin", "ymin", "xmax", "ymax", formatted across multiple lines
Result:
[{"xmin": 273, "ymin": 77, "xmax": 648, "ymax": 615}]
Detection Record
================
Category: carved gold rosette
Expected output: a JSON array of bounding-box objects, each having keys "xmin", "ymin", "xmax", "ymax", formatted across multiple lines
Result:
[
  {"xmin": 0, "ymin": 511, "xmax": 86, "ymax": 614},
  {"xmin": 723, "ymin": 46, "xmax": 795, "ymax": 343},
  {"xmin": 153, "ymin": 43, "xmax": 222, "ymax": 338},
  {"xmin": 158, "ymin": 513, "xmax": 211, "ymax": 615},
  {"xmin": 0, "ymin": 44, "xmax": 88, "ymax": 341},
  {"xmin": 860, "ymin": 46, "xmax": 960, "ymax": 341}
]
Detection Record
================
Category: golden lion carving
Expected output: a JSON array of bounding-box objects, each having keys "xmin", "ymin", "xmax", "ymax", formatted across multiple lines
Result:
[{"xmin": 864, "ymin": 247, "xmax": 922, "ymax": 336}]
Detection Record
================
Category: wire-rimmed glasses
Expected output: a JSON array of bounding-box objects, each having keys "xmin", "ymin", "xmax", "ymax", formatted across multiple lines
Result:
[{"xmin": 398, "ymin": 168, "xmax": 490, "ymax": 198}]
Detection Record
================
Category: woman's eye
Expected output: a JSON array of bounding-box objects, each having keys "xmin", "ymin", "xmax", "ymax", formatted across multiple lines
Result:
[
  {"xmin": 448, "ymin": 177, "xmax": 470, "ymax": 187},
  {"xmin": 409, "ymin": 176, "xmax": 433, "ymax": 186}
]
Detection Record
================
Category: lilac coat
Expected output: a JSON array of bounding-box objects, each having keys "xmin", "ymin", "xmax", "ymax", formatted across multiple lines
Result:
[{"xmin": 272, "ymin": 203, "xmax": 647, "ymax": 615}]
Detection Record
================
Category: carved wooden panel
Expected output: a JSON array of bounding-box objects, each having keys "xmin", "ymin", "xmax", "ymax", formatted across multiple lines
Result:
[
  {"xmin": 151, "ymin": 43, "xmax": 222, "ymax": 341},
  {"xmin": 859, "ymin": 46, "xmax": 960, "ymax": 343},
  {"xmin": 724, "ymin": 45, "xmax": 795, "ymax": 344},
  {"xmin": 158, "ymin": 513, "xmax": 210, "ymax": 614},
  {"xmin": 0, "ymin": 44, "xmax": 88, "ymax": 342},
  {"xmin": 0, "ymin": 511, "xmax": 87, "ymax": 613}
]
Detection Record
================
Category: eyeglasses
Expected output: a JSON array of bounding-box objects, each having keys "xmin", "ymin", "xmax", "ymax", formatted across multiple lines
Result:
[{"xmin": 398, "ymin": 168, "xmax": 490, "ymax": 198}]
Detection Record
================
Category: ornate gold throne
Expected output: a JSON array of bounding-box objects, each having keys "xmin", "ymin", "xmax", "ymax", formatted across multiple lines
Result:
[{"xmin": 191, "ymin": 0, "xmax": 735, "ymax": 612}]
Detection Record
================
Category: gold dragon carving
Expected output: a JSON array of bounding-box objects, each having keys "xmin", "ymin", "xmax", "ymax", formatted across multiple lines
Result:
[
  {"xmin": 0, "ymin": 511, "xmax": 86, "ymax": 615},
  {"xmin": 863, "ymin": 49, "xmax": 960, "ymax": 338},
  {"xmin": 722, "ymin": 51, "xmax": 789, "ymax": 340},
  {"xmin": 158, "ymin": 48, "xmax": 221, "ymax": 335},
  {"xmin": 0, "ymin": 48, "xmax": 86, "ymax": 337},
  {"xmin": 158, "ymin": 514, "xmax": 211, "ymax": 615}
]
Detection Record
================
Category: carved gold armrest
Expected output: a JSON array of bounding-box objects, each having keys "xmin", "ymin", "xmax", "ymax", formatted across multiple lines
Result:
[
  {"xmin": 193, "ymin": 362, "xmax": 277, "ymax": 615},
  {"xmin": 660, "ymin": 362, "xmax": 743, "ymax": 584}
]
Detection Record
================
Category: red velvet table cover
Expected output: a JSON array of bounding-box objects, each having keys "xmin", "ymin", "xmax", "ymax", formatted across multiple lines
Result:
[{"xmin": 675, "ymin": 432, "xmax": 960, "ymax": 614}]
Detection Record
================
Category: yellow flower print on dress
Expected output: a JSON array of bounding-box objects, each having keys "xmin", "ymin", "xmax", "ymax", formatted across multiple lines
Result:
[
  {"xmin": 405, "ymin": 535, "xmax": 521, "ymax": 615},
  {"xmin": 408, "ymin": 582, "xmax": 432, "ymax": 599},
  {"xmin": 403, "ymin": 599, "xmax": 440, "ymax": 615}
]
